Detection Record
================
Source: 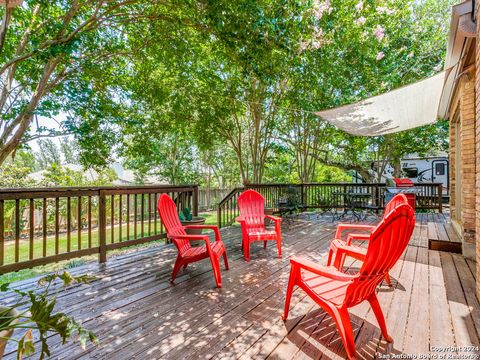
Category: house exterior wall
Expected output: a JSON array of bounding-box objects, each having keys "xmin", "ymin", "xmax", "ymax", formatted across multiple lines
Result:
[
  {"xmin": 476, "ymin": 1, "xmax": 480, "ymax": 300},
  {"xmin": 460, "ymin": 76, "xmax": 477, "ymax": 254},
  {"xmin": 449, "ymin": 75, "xmax": 476, "ymax": 260}
]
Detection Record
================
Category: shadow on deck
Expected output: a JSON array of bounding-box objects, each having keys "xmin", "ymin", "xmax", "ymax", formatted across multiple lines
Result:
[{"xmin": 2, "ymin": 213, "xmax": 479, "ymax": 359}]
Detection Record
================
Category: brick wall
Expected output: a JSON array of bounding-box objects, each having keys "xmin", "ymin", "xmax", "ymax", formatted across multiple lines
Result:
[
  {"xmin": 475, "ymin": 0, "xmax": 480, "ymax": 300},
  {"xmin": 460, "ymin": 77, "xmax": 477, "ymax": 247},
  {"xmin": 449, "ymin": 113, "xmax": 456, "ymax": 218}
]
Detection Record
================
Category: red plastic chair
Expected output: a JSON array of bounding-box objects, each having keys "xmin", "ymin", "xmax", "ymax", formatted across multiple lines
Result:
[
  {"xmin": 327, "ymin": 193, "xmax": 409, "ymax": 286},
  {"xmin": 157, "ymin": 194, "xmax": 228, "ymax": 288},
  {"xmin": 283, "ymin": 203, "xmax": 415, "ymax": 360},
  {"xmin": 236, "ymin": 189, "xmax": 282, "ymax": 261}
]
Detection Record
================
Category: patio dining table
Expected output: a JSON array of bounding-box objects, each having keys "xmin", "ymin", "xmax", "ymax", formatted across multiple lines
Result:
[{"xmin": 332, "ymin": 191, "xmax": 372, "ymax": 221}]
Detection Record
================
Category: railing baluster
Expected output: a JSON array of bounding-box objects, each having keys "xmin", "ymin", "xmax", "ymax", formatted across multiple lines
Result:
[
  {"xmin": 78, "ymin": 196, "xmax": 82, "ymax": 250},
  {"xmin": 55, "ymin": 198, "xmax": 60, "ymax": 255},
  {"xmin": 67, "ymin": 197, "xmax": 71, "ymax": 253},
  {"xmin": 148, "ymin": 193, "xmax": 151, "ymax": 236},
  {"xmin": 126, "ymin": 194, "xmax": 130, "ymax": 240},
  {"xmin": 43, "ymin": 198, "xmax": 47, "ymax": 257},
  {"xmin": 88, "ymin": 196, "xmax": 92, "ymax": 248},
  {"xmin": 99, "ymin": 191, "xmax": 107, "ymax": 263},
  {"xmin": 110, "ymin": 195, "xmax": 114, "ymax": 244},
  {"xmin": 141, "ymin": 194, "xmax": 144, "ymax": 238},
  {"xmin": 134, "ymin": 194, "xmax": 138, "ymax": 239},
  {"xmin": 119, "ymin": 194, "xmax": 122, "ymax": 242},
  {"xmin": 154, "ymin": 193, "xmax": 158, "ymax": 234},
  {"xmin": 29, "ymin": 199, "xmax": 34, "ymax": 260},
  {"xmin": 0, "ymin": 200, "xmax": 4, "ymax": 266},
  {"xmin": 15, "ymin": 199, "xmax": 19, "ymax": 262}
]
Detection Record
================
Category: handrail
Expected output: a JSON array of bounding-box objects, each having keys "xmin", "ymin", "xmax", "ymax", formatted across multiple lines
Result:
[
  {"xmin": 216, "ymin": 182, "xmax": 444, "ymax": 228},
  {"xmin": 217, "ymin": 187, "xmax": 244, "ymax": 228},
  {"xmin": 0, "ymin": 184, "xmax": 199, "ymax": 274}
]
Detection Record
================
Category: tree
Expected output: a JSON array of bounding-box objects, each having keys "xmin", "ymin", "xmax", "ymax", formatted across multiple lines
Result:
[
  {"xmin": 59, "ymin": 137, "xmax": 80, "ymax": 164},
  {"xmin": 122, "ymin": 129, "xmax": 202, "ymax": 185},
  {"xmin": 126, "ymin": 0, "xmax": 454, "ymax": 185},
  {"xmin": 0, "ymin": 0, "xmax": 215, "ymax": 166},
  {"xmin": 35, "ymin": 139, "xmax": 61, "ymax": 168},
  {"xmin": 39, "ymin": 163, "xmax": 117, "ymax": 187},
  {"xmin": 0, "ymin": 0, "xmax": 455, "ymax": 185}
]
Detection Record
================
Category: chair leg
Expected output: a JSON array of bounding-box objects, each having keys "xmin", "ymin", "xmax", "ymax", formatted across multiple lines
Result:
[
  {"xmin": 264, "ymin": 240, "xmax": 267, "ymax": 249},
  {"xmin": 333, "ymin": 251, "xmax": 347, "ymax": 271},
  {"xmin": 384, "ymin": 273, "xmax": 392, "ymax": 286},
  {"xmin": 368, "ymin": 294, "xmax": 393, "ymax": 342},
  {"xmin": 327, "ymin": 248, "xmax": 334, "ymax": 266},
  {"xmin": 283, "ymin": 265, "xmax": 296, "ymax": 320},
  {"xmin": 208, "ymin": 253, "xmax": 223, "ymax": 288},
  {"xmin": 171, "ymin": 256, "xmax": 184, "ymax": 283},
  {"xmin": 276, "ymin": 225, "xmax": 282, "ymax": 258},
  {"xmin": 223, "ymin": 250, "xmax": 229, "ymax": 270},
  {"xmin": 244, "ymin": 239, "xmax": 250, "ymax": 261},
  {"xmin": 331, "ymin": 307, "xmax": 357, "ymax": 360}
]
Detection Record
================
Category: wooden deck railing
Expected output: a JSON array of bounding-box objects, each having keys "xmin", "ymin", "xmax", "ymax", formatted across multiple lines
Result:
[
  {"xmin": 217, "ymin": 182, "xmax": 443, "ymax": 228},
  {"xmin": 0, "ymin": 185, "xmax": 198, "ymax": 274}
]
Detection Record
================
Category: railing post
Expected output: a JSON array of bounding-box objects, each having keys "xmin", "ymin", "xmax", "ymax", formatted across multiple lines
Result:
[
  {"xmin": 192, "ymin": 186, "xmax": 199, "ymax": 217},
  {"xmin": 438, "ymin": 184, "xmax": 443, "ymax": 213},
  {"xmin": 98, "ymin": 190, "xmax": 107, "ymax": 263},
  {"xmin": 300, "ymin": 184, "xmax": 305, "ymax": 211},
  {"xmin": 218, "ymin": 206, "xmax": 222, "ymax": 228}
]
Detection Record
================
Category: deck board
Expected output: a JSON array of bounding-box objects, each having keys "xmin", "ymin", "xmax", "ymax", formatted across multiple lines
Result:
[{"xmin": 2, "ymin": 212, "xmax": 479, "ymax": 360}]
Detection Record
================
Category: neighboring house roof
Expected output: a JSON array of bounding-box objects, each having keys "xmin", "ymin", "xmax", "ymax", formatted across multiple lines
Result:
[
  {"xmin": 28, "ymin": 164, "xmax": 98, "ymax": 182},
  {"xmin": 28, "ymin": 163, "xmax": 164, "ymax": 185}
]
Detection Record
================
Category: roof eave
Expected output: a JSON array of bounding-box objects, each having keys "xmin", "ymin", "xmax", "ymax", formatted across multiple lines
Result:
[{"xmin": 438, "ymin": 0, "xmax": 475, "ymax": 119}]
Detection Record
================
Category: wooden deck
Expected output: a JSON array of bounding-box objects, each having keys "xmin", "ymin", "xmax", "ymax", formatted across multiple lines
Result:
[{"xmin": 2, "ymin": 213, "xmax": 479, "ymax": 359}]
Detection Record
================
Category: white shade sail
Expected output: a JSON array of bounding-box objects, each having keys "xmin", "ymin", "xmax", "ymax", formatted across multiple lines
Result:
[{"xmin": 315, "ymin": 71, "xmax": 446, "ymax": 136}]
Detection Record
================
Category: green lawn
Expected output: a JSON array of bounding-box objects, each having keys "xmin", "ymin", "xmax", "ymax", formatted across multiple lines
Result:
[{"xmin": 0, "ymin": 211, "xmax": 218, "ymax": 285}]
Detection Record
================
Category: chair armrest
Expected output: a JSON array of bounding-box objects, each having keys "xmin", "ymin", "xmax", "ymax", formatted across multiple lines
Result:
[
  {"xmin": 335, "ymin": 224, "xmax": 375, "ymax": 240},
  {"xmin": 169, "ymin": 233, "xmax": 209, "ymax": 243},
  {"xmin": 265, "ymin": 215, "xmax": 282, "ymax": 222},
  {"xmin": 183, "ymin": 225, "xmax": 222, "ymax": 242},
  {"xmin": 346, "ymin": 233, "xmax": 371, "ymax": 245},
  {"xmin": 331, "ymin": 243, "xmax": 367, "ymax": 269},
  {"xmin": 290, "ymin": 256, "xmax": 356, "ymax": 281},
  {"xmin": 235, "ymin": 216, "xmax": 245, "ymax": 223},
  {"xmin": 184, "ymin": 225, "xmax": 218, "ymax": 230}
]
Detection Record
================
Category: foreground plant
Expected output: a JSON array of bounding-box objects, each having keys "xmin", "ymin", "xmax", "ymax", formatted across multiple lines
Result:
[{"xmin": 0, "ymin": 271, "xmax": 98, "ymax": 359}]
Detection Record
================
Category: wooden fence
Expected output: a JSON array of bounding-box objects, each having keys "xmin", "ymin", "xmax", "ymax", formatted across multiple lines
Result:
[
  {"xmin": 217, "ymin": 182, "xmax": 443, "ymax": 228},
  {"xmin": 0, "ymin": 185, "xmax": 198, "ymax": 274},
  {"xmin": 197, "ymin": 188, "xmax": 229, "ymax": 211}
]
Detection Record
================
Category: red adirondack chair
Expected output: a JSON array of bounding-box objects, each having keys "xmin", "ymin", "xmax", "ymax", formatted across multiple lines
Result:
[
  {"xmin": 157, "ymin": 194, "xmax": 228, "ymax": 288},
  {"xmin": 283, "ymin": 203, "xmax": 415, "ymax": 360},
  {"xmin": 327, "ymin": 193, "xmax": 409, "ymax": 286},
  {"xmin": 236, "ymin": 189, "xmax": 282, "ymax": 261}
]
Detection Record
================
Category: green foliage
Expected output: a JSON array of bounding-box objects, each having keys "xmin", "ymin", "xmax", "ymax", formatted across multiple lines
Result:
[
  {"xmin": 179, "ymin": 207, "xmax": 193, "ymax": 222},
  {"xmin": 124, "ymin": 0, "xmax": 454, "ymax": 184},
  {"xmin": 122, "ymin": 131, "xmax": 202, "ymax": 185},
  {"xmin": 0, "ymin": 271, "xmax": 98, "ymax": 359},
  {"xmin": 0, "ymin": 165, "xmax": 36, "ymax": 188},
  {"xmin": 35, "ymin": 139, "xmax": 62, "ymax": 169},
  {"xmin": 0, "ymin": 0, "xmax": 455, "ymax": 185},
  {"xmin": 39, "ymin": 163, "xmax": 117, "ymax": 187}
]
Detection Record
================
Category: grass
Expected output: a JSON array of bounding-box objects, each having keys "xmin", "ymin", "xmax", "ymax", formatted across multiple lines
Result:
[{"xmin": 0, "ymin": 211, "xmax": 218, "ymax": 285}]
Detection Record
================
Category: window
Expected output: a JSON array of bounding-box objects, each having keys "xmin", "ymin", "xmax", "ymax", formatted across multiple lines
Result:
[
  {"xmin": 403, "ymin": 167, "xmax": 418, "ymax": 178},
  {"xmin": 435, "ymin": 163, "xmax": 445, "ymax": 176}
]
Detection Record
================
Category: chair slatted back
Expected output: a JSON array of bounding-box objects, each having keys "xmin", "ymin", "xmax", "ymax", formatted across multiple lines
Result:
[
  {"xmin": 238, "ymin": 190, "xmax": 266, "ymax": 231},
  {"xmin": 157, "ymin": 194, "xmax": 191, "ymax": 255},
  {"xmin": 344, "ymin": 203, "xmax": 415, "ymax": 307},
  {"xmin": 384, "ymin": 193, "xmax": 408, "ymax": 214}
]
